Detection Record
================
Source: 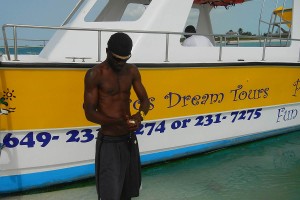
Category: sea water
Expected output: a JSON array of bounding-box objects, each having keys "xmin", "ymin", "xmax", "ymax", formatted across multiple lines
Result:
[
  {"xmin": 139, "ymin": 130, "xmax": 300, "ymax": 200},
  {"xmin": 0, "ymin": 47, "xmax": 43, "ymax": 55},
  {"xmin": 1, "ymin": 130, "xmax": 300, "ymax": 200}
]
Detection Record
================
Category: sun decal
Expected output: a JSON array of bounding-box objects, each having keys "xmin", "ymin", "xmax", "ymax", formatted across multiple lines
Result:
[
  {"xmin": 3, "ymin": 88, "xmax": 16, "ymax": 101},
  {"xmin": 0, "ymin": 88, "xmax": 16, "ymax": 115}
]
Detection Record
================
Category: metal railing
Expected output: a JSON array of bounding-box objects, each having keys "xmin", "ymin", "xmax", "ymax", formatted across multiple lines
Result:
[
  {"xmin": 2, "ymin": 24, "xmax": 300, "ymax": 62},
  {"xmin": 0, "ymin": 38, "xmax": 48, "ymax": 47}
]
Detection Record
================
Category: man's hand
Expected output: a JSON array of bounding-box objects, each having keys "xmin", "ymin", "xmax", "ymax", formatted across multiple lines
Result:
[
  {"xmin": 131, "ymin": 112, "xmax": 143, "ymax": 122},
  {"xmin": 125, "ymin": 115, "xmax": 141, "ymax": 131}
]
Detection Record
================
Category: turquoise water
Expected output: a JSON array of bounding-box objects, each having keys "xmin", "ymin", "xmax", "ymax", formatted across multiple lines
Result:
[
  {"xmin": 140, "ymin": 130, "xmax": 300, "ymax": 200},
  {"xmin": 216, "ymin": 41, "xmax": 290, "ymax": 47},
  {"xmin": 1, "ymin": 130, "xmax": 300, "ymax": 200},
  {"xmin": 0, "ymin": 47, "xmax": 43, "ymax": 55}
]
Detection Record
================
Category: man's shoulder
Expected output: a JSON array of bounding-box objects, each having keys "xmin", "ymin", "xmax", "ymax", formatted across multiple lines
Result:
[
  {"xmin": 85, "ymin": 62, "xmax": 108, "ymax": 80},
  {"xmin": 128, "ymin": 63, "xmax": 141, "ymax": 73},
  {"xmin": 195, "ymin": 35, "xmax": 210, "ymax": 41},
  {"xmin": 93, "ymin": 62, "xmax": 109, "ymax": 70},
  {"xmin": 194, "ymin": 35, "xmax": 213, "ymax": 46},
  {"xmin": 127, "ymin": 63, "xmax": 138, "ymax": 68},
  {"xmin": 91, "ymin": 62, "xmax": 110, "ymax": 73},
  {"xmin": 183, "ymin": 36, "xmax": 196, "ymax": 46}
]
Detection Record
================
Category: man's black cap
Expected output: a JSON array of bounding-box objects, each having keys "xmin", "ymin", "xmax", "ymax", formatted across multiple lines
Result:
[{"xmin": 107, "ymin": 32, "xmax": 132, "ymax": 59}]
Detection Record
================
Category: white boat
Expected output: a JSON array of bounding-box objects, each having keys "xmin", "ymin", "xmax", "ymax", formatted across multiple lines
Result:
[{"xmin": 0, "ymin": 0, "xmax": 299, "ymax": 194}]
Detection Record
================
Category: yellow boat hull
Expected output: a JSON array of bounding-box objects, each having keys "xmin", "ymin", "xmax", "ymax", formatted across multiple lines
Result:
[
  {"xmin": 0, "ymin": 63, "xmax": 300, "ymax": 193},
  {"xmin": 1, "ymin": 65, "xmax": 299, "ymax": 130}
]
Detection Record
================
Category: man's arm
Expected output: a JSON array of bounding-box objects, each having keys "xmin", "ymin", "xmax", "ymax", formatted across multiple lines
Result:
[
  {"xmin": 83, "ymin": 68, "xmax": 122, "ymax": 125},
  {"xmin": 131, "ymin": 66, "xmax": 150, "ymax": 120}
]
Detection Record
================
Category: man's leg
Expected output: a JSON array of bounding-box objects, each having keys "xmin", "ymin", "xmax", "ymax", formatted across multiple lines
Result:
[
  {"xmin": 98, "ymin": 142, "xmax": 130, "ymax": 200},
  {"xmin": 122, "ymin": 134, "xmax": 142, "ymax": 199},
  {"xmin": 95, "ymin": 138, "xmax": 102, "ymax": 200}
]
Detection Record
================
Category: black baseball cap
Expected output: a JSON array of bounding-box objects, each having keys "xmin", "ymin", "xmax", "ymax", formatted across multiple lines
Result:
[{"xmin": 107, "ymin": 32, "xmax": 132, "ymax": 59}]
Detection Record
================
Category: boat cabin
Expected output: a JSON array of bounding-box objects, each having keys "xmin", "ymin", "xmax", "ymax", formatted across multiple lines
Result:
[{"xmin": 1, "ymin": 0, "xmax": 299, "ymax": 63}]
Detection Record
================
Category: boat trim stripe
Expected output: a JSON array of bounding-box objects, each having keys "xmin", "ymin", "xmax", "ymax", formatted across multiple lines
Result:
[{"xmin": 0, "ymin": 61, "xmax": 300, "ymax": 69}]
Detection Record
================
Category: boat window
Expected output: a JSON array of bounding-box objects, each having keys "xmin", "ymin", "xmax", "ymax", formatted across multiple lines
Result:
[
  {"xmin": 121, "ymin": 3, "xmax": 147, "ymax": 21},
  {"xmin": 85, "ymin": 0, "xmax": 149, "ymax": 22},
  {"xmin": 85, "ymin": 0, "xmax": 109, "ymax": 22}
]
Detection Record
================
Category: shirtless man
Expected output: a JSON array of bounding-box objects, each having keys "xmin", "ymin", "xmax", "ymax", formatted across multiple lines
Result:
[{"xmin": 83, "ymin": 32, "xmax": 150, "ymax": 200}]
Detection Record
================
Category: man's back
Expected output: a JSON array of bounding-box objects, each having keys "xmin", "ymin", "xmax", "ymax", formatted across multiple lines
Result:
[{"xmin": 182, "ymin": 35, "xmax": 213, "ymax": 47}]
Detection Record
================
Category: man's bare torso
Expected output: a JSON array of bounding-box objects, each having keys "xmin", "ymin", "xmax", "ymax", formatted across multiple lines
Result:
[{"xmin": 95, "ymin": 62, "xmax": 134, "ymax": 135}]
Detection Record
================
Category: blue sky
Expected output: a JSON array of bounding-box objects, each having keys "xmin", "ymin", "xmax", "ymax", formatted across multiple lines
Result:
[
  {"xmin": 0, "ymin": 0, "xmax": 78, "ymax": 46},
  {"xmin": 0, "ymin": 0, "xmax": 78, "ymax": 27},
  {"xmin": 0, "ymin": 0, "xmax": 293, "ymax": 46}
]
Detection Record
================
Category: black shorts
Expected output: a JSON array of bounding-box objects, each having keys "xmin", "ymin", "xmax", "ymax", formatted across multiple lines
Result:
[{"xmin": 95, "ymin": 131, "xmax": 141, "ymax": 200}]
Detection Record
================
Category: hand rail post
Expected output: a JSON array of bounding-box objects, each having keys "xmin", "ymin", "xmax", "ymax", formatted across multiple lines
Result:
[
  {"xmin": 262, "ymin": 38, "xmax": 267, "ymax": 61},
  {"xmin": 218, "ymin": 36, "xmax": 223, "ymax": 61},
  {"xmin": 97, "ymin": 31, "xmax": 101, "ymax": 62},
  {"xmin": 13, "ymin": 26, "xmax": 19, "ymax": 61},
  {"xmin": 2, "ymin": 26, "xmax": 11, "ymax": 61},
  {"xmin": 165, "ymin": 33, "xmax": 169, "ymax": 62},
  {"xmin": 298, "ymin": 46, "xmax": 300, "ymax": 62}
]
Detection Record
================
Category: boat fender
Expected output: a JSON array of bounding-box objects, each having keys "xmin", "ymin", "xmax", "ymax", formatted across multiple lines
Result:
[{"xmin": 0, "ymin": 143, "xmax": 5, "ymax": 158}]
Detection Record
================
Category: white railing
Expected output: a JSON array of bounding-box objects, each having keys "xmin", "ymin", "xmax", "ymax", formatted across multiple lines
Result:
[{"xmin": 2, "ymin": 24, "xmax": 300, "ymax": 62}]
